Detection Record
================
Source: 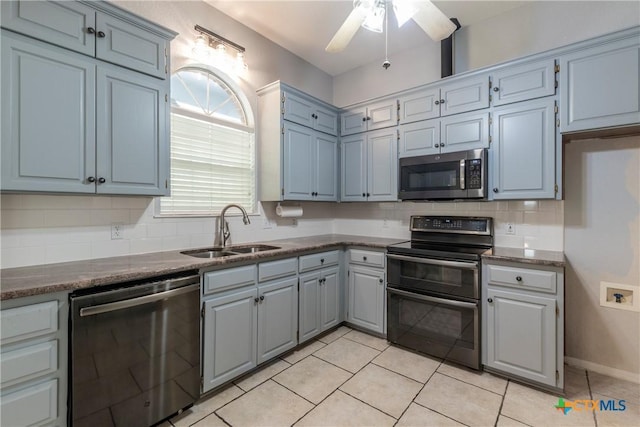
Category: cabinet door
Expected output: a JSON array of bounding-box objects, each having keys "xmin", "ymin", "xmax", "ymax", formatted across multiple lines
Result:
[
  {"xmin": 320, "ymin": 267, "xmax": 340, "ymax": 331},
  {"xmin": 491, "ymin": 59, "xmax": 556, "ymax": 106},
  {"xmin": 0, "ymin": 379, "xmax": 58, "ymax": 427},
  {"xmin": 95, "ymin": 12, "xmax": 168, "ymax": 79},
  {"xmin": 398, "ymin": 119, "xmax": 440, "ymax": 158},
  {"xmin": 440, "ymin": 111, "xmax": 489, "ymax": 153},
  {"xmin": 96, "ymin": 64, "xmax": 167, "ymax": 195},
  {"xmin": 1, "ymin": 32, "xmax": 96, "ymax": 193},
  {"xmin": 299, "ymin": 272, "xmax": 321, "ymax": 343},
  {"xmin": 202, "ymin": 287, "xmax": 258, "ymax": 392},
  {"xmin": 283, "ymin": 91, "xmax": 314, "ymax": 128},
  {"xmin": 340, "ymin": 134, "xmax": 367, "ymax": 201},
  {"xmin": 1, "ymin": 0, "xmax": 96, "ymax": 56},
  {"xmin": 314, "ymin": 133, "xmax": 338, "ymax": 201},
  {"xmin": 257, "ymin": 277, "xmax": 298, "ymax": 364},
  {"xmin": 283, "ymin": 122, "xmax": 314, "ymax": 200},
  {"xmin": 341, "ymin": 106, "xmax": 367, "ymax": 136},
  {"xmin": 491, "ymin": 99, "xmax": 555, "ymax": 199},
  {"xmin": 440, "ymin": 75, "xmax": 490, "ymax": 116},
  {"xmin": 367, "ymin": 129, "xmax": 398, "ymax": 201},
  {"xmin": 314, "ymin": 105, "xmax": 339, "ymax": 136},
  {"xmin": 485, "ymin": 288, "xmax": 556, "ymax": 387},
  {"xmin": 347, "ymin": 265, "xmax": 385, "ymax": 334},
  {"xmin": 560, "ymin": 37, "xmax": 640, "ymax": 133},
  {"xmin": 399, "ymin": 88, "xmax": 440, "ymax": 124},
  {"xmin": 367, "ymin": 99, "xmax": 398, "ymax": 131}
]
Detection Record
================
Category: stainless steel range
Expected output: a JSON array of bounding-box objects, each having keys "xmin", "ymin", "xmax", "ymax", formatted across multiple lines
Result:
[{"xmin": 386, "ymin": 216, "xmax": 493, "ymax": 370}]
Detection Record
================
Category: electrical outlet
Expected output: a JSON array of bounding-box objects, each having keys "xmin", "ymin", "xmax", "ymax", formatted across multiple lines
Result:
[
  {"xmin": 506, "ymin": 223, "xmax": 515, "ymax": 235},
  {"xmin": 292, "ymin": 218, "xmax": 297, "ymax": 226},
  {"xmin": 111, "ymin": 223, "xmax": 124, "ymax": 240},
  {"xmin": 262, "ymin": 217, "xmax": 272, "ymax": 229}
]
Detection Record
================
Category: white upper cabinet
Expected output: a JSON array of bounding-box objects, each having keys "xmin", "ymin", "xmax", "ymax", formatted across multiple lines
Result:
[
  {"xmin": 490, "ymin": 98, "xmax": 556, "ymax": 200},
  {"xmin": 1, "ymin": 0, "xmax": 171, "ymax": 79},
  {"xmin": 258, "ymin": 82, "xmax": 339, "ymax": 201},
  {"xmin": 491, "ymin": 59, "xmax": 556, "ymax": 106},
  {"xmin": 439, "ymin": 75, "xmax": 490, "ymax": 116},
  {"xmin": 559, "ymin": 34, "xmax": 640, "ymax": 133},
  {"xmin": 340, "ymin": 98, "xmax": 398, "ymax": 136},
  {"xmin": 283, "ymin": 90, "xmax": 338, "ymax": 136}
]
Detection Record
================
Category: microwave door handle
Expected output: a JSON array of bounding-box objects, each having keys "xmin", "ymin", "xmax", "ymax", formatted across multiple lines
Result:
[{"xmin": 459, "ymin": 159, "xmax": 465, "ymax": 190}]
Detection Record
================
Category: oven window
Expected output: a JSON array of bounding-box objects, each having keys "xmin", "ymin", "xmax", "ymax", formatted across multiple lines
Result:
[
  {"xmin": 388, "ymin": 257, "xmax": 478, "ymax": 299},
  {"xmin": 387, "ymin": 289, "xmax": 479, "ymax": 368},
  {"xmin": 401, "ymin": 162, "xmax": 460, "ymax": 191}
]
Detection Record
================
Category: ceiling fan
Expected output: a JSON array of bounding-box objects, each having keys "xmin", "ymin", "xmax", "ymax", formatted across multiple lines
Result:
[{"xmin": 326, "ymin": 0, "xmax": 457, "ymax": 53}]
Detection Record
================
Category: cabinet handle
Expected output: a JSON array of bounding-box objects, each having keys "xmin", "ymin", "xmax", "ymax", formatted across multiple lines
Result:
[
  {"xmin": 97, "ymin": 31, "xmax": 106, "ymax": 38},
  {"xmin": 362, "ymin": 193, "xmax": 366, "ymax": 197},
  {"xmin": 367, "ymin": 193, "xmax": 370, "ymax": 197},
  {"xmin": 363, "ymin": 256, "xmax": 367, "ymax": 261},
  {"xmin": 434, "ymin": 143, "xmax": 440, "ymax": 148},
  {"xmin": 87, "ymin": 176, "xmax": 96, "ymax": 183},
  {"xmin": 254, "ymin": 297, "xmax": 259, "ymax": 303},
  {"xmin": 362, "ymin": 117, "xmax": 367, "ymax": 122},
  {"xmin": 98, "ymin": 177, "xmax": 106, "ymax": 184},
  {"xmin": 435, "ymin": 100, "xmax": 440, "ymax": 105},
  {"xmin": 493, "ymin": 87, "xmax": 500, "ymax": 92},
  {"xmin": 487, "ymin": 298, "xmax": 493, "ymax": 303},
  {"xmin": 440, "ymin": 99, "xmax": 445, "ymax": 103},
  {"xmin": 516, "ymin": 276, "xmax": 523, "ymax": 282},
  {"xmin": 87, "ymin": 27, "xmax": 96, "ymax": 35},
  {"xmin": 367, "ymin": 117, "xmax": 371, "ymax": 121},
  {"xmin": 379, "ymin": 278, "xmax": 383, "ymax": 283},
  {"xmin": 493, "ymin": 188, "xmax": 499, "ymax": 193},
  {"xmin": 320, "ymin": 258, "xmax": 324, "ymax": 263},
  {"xmin": 440, "ymin": 143, "xmax": 445, "ymax": 147},
  {"xmin": 259, "ymin": 295, "xmax": 265, "ymax": 301}
]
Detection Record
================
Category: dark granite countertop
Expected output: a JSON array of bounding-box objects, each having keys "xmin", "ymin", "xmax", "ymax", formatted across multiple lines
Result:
[
  {"xmin": 482, "ymin": 247, "xmax": 565, "ymax": 268},
  {"xmin": 0, "ymin": 234, "xmax": 405, "ymax": 300}
]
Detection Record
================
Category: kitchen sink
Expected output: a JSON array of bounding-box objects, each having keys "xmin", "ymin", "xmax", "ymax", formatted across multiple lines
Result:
[
  {"xmin": 181, "ymin": 248, "xmax": 237, "ymax": 258},
  {"xmin": 181, "ymin": 244, "xmax": 280, "ymax": 258},
  {"xmin": 228, "ymin": 244, "xmax": 280, "ymax": 253}
]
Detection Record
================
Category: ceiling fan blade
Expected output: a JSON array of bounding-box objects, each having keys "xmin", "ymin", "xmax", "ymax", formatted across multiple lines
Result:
[
  {"xmin": 325, "ymin": 6, "xmax": 368, "ymax": 53},
  {"xmin": 411, "ymin": 0, "xmax": 457, "ymax": 41}
]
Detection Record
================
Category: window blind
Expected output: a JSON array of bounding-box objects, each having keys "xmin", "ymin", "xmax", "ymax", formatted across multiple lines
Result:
[{"xmin": 159, "ymin": 112, "xmax": 256, "ymax": 215}]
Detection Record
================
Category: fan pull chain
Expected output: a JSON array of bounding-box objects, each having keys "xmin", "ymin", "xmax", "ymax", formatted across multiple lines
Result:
[{"xmin": 383, "ymin": 0, "xmax": 390, "ymax": 69}]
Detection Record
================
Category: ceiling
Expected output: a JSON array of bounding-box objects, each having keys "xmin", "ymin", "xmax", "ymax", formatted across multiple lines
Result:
[{"xmin": 206, "ymin": 1, "xmax": 528, "ymax": 76}]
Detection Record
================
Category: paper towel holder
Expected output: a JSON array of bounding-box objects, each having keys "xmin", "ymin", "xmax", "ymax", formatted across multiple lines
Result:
[{"xmin": 275, "ymin": 202, "xmax": 303, "ymax": 218}]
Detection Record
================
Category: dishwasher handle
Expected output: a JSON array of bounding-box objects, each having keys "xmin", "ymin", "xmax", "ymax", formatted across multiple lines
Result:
[{"xmin": 79, "ymin": 280, "xmax": 199, "ymax": 317}]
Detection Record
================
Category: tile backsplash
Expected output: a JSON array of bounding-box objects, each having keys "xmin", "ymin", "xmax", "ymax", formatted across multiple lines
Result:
[{"xmin": 0, "ymin": 194, "xmax": 563, "ymax": 269}]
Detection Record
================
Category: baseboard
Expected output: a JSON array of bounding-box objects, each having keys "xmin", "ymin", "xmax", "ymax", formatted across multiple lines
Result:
[{"xmin": 565, "ymin": 356, "xmax": 640, "ymax": 384}]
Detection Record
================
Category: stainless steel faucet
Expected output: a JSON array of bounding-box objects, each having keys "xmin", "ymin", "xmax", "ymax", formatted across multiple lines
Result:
[{"xmin": 218, "ymin": 204, "xmax": 251, "ymax": 248}]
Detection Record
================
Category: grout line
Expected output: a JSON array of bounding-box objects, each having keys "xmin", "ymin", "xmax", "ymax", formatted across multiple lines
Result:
[
  {"xmin": 371, "ymin": 357, "xmax": 437, "ymax": 384},
  {"xmin": 494, "ymin": 380, "xmax": 509, "ymax": 427},
  {"xmin": 340, "ymin": 331, "xmax": 391, "ymax": 352},
  {"xmin": 498, "ymin": 413, "xmax": 534, "ymax": 427},
  {"xmin": 410, "ymin": 400, "xmax": 471, "ymax": 427},
  {"xmin": 586, "ymin": 370, "xmax": 599, "ymax": 427},
  {"xmin": 434, "ymin": 370, "xmax": 505, "ymax": 397}
]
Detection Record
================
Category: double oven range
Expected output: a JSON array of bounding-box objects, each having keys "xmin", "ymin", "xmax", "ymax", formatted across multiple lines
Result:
[{"xmin": 386, "ymin": 216, "xmax": 493, "ymax": 370}]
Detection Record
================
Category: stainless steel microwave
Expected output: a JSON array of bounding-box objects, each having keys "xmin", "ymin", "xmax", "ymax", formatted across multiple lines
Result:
[{"xmin": 398, "ymin": 148, "xmax": 488, "ymax": 200}]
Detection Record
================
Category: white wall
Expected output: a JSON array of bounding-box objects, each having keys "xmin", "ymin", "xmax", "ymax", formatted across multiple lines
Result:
[
  {"xmin": 564, "ymin": 136, "xmax": 640, "ymax": 378},
  {"xmin": 332, "ymin": 1, "xmax": 640, "ymax": 107}
]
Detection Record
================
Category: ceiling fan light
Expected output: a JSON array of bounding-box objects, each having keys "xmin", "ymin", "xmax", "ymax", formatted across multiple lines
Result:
[
  {"xmin": 393, "ymin": 0, "xmax": 417, "ymax": 28},
  {"xmin": 362, "ymin": 3, "xmax": 385, "ymax": 33}
]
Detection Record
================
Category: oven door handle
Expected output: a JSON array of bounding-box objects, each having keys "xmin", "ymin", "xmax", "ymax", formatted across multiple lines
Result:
[
  {"xmin": 79, "ymin": 282, "xmax": 200, "ymax": 317},
  {"xmin": 387, "ymin": 287, "xmax": 478, "ymax": 309},
  {"xmin": 386, "ymin": 254, "xmax": 478, "ymax": 269}
]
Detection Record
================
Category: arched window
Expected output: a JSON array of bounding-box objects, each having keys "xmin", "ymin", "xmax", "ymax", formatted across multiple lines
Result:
[{"xmin": 159, "ymin": 66, "xmax": 255, "ymax": 216}]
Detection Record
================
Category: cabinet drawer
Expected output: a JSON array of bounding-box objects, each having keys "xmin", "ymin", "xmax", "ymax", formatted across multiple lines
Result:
[
  {"xmin": 299, "ymin": 250, "xmax": 340, "ymax": 272},
  {"xmin": 0, "ymin": 379, "xmax": 58, "ymax": 426},
  {"xmin": 348, "ymin": 249, "xmax": 385, "ymax": 268},
  {"xmin": 259, "ymin": 258, "xmax": 298, "ymax": 282},
  {"xmin": 1, "ymin": 301, "xmax": 58, "ymax": 345},
  {"xmin": 486, "ymin": 264, "xmax": 557, "ymax": 293},
  {"xmin": 203, "ymin": 264, "xmax": 257, "ymax": 295},
  {"xmin": 1, "ymin": 340, "xmax": 58, "ymax": 388}
]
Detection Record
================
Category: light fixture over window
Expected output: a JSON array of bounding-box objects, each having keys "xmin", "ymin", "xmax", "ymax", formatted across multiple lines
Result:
[{"xmin": 191, "ymin": 25, "xmax": 248, "ymax": 76}]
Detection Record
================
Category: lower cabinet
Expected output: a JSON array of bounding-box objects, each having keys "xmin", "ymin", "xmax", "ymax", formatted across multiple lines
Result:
[
  {"xmin": 346, "ymin": 249, "xmax": 386, "ymax": 334},
  {"xmin": 482, "ymin": 259, "xmax": 564, "ymax": 391},
  {"xmin": 202, "ymin": 261, "xmax": 298, "ymax": 393},
  {"xmin": 0, "ymin": 292, "xmax": 68, "ymax": 427},
  {"xmin": 297, "ymin": 250, "xmax": 342, "ymax": 343},
  {"xmin": 299, "ymin": 266, "xmax": 340, "ymax": 343}
]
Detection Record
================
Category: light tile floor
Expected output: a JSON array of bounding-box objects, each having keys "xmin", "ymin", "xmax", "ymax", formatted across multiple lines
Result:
[{"xmin": 168, "ymin": 326, "xmax": 639, "ymax": 427}]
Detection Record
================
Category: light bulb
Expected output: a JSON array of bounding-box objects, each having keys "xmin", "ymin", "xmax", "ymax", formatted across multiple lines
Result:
[
  {"xmin": 393, "ymin": 0, "xmax": 417, "ymax": 28},
  {"xmin": 192, "ymin": 34, "xmax": 210, "ymax": 60},
  {"xmin": 362, "ymin": 3, "xmax": 385, "ymax": 33}
]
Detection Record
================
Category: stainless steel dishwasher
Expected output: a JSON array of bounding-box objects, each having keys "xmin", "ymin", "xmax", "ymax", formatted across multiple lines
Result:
[{"xmin": 69, "ymin": 272, "xmax": 200, "ymax": 427}]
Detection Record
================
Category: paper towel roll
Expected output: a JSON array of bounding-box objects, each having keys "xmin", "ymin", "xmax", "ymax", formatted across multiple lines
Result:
[{"xmin": 276, "ymin": 204, "xmax": 303, "ymax": 218}]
